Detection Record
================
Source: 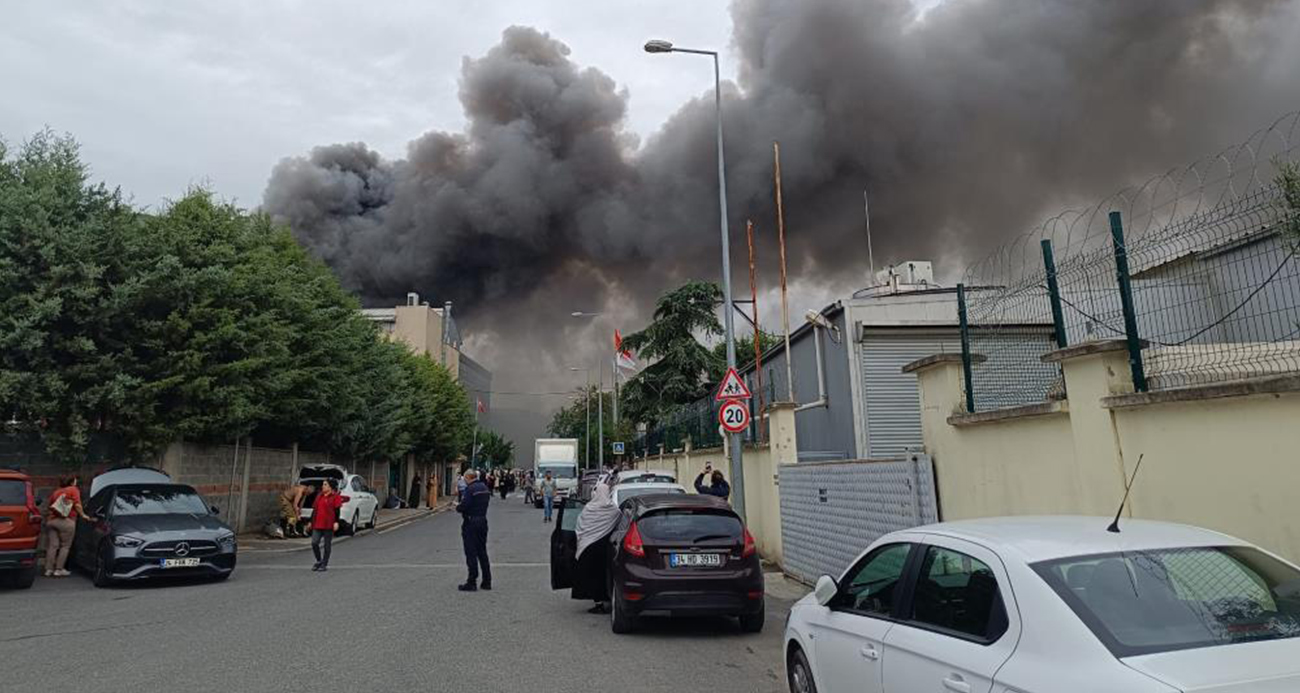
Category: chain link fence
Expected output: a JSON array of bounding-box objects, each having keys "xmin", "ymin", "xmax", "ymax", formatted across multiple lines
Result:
[{"xmin": 957, "ymin": 111, "xmax": 1300, "ymax": 411}]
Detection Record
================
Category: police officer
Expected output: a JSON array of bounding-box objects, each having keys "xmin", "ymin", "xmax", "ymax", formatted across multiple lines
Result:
[{"xmin": 456, "ymin": 470, "xmax": 492, "ymax": 591}]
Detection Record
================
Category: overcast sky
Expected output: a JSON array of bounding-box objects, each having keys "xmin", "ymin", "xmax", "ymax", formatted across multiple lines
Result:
[{"xmin": 0, "ymin": 0, "xmax": 747, "ymax": 208}]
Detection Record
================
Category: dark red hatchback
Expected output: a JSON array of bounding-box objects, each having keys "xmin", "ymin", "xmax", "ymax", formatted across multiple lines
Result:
[{"xmin": 552, "ymin": 493, "xmax": 765, "ymax": 634}]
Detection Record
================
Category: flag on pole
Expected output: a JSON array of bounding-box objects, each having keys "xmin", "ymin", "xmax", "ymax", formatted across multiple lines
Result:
[{"xmin": 614, "ymin": 329, "xmax": 637, "ymax": 370}]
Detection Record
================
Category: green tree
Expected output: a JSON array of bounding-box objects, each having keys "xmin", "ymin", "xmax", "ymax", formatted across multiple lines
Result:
[
  {"xmin": 619, "ymin": 281, "xmax": 722, "ymax": 426},
  {"xmin": 547, "ymin": 386, "xmax": 638, "ymax": 464},
  {"xmin": 708, "ymin": 328, "xmax": 782, "ymax": 383},
  {"xmin": 471, "ymin": 429, "xmax": 515, "ymax": 469}
]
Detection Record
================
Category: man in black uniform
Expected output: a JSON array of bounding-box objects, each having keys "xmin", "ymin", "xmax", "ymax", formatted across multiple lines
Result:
[{"xmin": 456, "ymin": 470, "xmax": 492, "ymax": 591}]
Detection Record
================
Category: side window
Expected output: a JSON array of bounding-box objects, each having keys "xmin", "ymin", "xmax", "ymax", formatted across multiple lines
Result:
[
  {"xmin": 559, "ymin": 501, "xmax": 586, "ymax": 531},
  {"xmin": 837, "ymin": 543, "xmax": 912, "ymax": 617},
  {"xmin": 351, "ymin": 478, "xmax": 363, "ymax": 492},
  {"xmin": 910, "ymin": 546, "xmax": 1008, "ymax": 641},
  {"xmin": 86, "ymin": 491, "xmax": 111, "ymax": 517}
]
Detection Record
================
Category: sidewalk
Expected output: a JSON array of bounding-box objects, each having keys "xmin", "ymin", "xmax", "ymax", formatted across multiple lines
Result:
[{"xmin": 239, "ymin": 501, "xmax": 454, "ymax": 553}]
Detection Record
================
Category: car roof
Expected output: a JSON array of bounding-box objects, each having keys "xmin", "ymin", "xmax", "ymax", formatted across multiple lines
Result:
[
  {"xmin": 0, "ymin": 468, "xmax": 30, "ymax": 480},
  {"xmin": 626, "ymin": 493, "xmax": 735, "ymax": 516},
  {"xmin": 615, "ymin": 469, "xmax": 677, "ymax": 483},
  {"xmin": 911, "ymin": 516, "xmax": 1248, "ymax": 563},
  {"xmin": 614, "ymin": 482, "xmax": 685, "ymax": 495}
]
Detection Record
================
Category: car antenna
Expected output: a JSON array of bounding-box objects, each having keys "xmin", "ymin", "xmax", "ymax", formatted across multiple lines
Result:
[{"xmin": 1106, "ymin": 453, "xmax": 1144, "ymax": 534}]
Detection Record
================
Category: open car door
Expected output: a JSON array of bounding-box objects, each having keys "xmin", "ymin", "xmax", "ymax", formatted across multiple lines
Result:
[{"xmin": 550, "ymin": 497, "xmax": 584, "ymax": 590}]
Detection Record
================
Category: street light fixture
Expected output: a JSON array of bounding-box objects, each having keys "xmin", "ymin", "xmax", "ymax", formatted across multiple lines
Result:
[
  {"xmin": 644, "ymin": 37, "xmax": 746, "ymax": 521},
  {"xmin": 568, "ymin": 366, "xmax": 592, "ymax": 469},
  {"xmin": 571, "ymin": 312, "xmax": 605, "ymax": 469}
]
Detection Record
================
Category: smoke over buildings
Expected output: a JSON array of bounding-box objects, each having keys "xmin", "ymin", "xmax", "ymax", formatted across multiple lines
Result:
[{"xmin": 263, "ymin": 0, "xmax": 1300, "ymax": 442}]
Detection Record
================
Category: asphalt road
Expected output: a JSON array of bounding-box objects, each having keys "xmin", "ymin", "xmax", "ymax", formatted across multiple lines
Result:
[{"xmin": 1, "ymin": 494, "xmax": 795, "ymax": 693}]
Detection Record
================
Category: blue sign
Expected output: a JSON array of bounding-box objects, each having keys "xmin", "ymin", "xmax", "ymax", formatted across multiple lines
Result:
[{"xmin": 612, "ymin": 442, "xmax": 625, "ymax": 455}]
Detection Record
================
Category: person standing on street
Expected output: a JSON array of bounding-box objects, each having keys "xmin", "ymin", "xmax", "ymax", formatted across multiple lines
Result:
[
  {"xmin": 694, "ymin": 465, "xmax": 731, "ymax": 500},
  {"xmin": 540, "ymin": 471, "xmax": 557, "ymax": 523},
  {"xmin": 44, "ymin": 475, "xmax": 89, "ymax": 577},
  {"xmin": 408, "ymin": 473, "xmax": 422, "ymax": 509},
  {"xmin": 310, "ymin": 479, "xmax": 350, "ymax": 572},
  {"xmin": 457, "ymin": 470, "xmax": 492, "ymax": 591}
]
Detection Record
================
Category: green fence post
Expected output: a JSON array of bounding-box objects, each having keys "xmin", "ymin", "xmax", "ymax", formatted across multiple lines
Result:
[
  {"xmin": 957, "ymin": 283, "xmax": 976, "ymax": 413},
  {"xmin": 1108, "ymin": 211, "xmax": 1148, "ymax": 392},
  {"xmin": 1040, "ymin": 239, "xmax": 1068, "ymax": 349}
]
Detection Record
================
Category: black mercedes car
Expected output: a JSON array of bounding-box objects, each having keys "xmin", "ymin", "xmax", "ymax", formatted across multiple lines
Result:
[
  {"xmin": 72, "ymin": 468, "xmax": 237, "ymax": 586},
  {"xmin": 551, "ymin": 493, "xmax": 765, "ymax": 634}
]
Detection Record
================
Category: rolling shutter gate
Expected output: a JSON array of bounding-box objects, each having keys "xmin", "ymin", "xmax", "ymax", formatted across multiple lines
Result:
[
  {"xmin": 860, "ymin": 332, "xmax": 960, "ymax": 459},
  {"xmin": 779, "ymin": 453, "xmax": 939, "ymax": 585}
]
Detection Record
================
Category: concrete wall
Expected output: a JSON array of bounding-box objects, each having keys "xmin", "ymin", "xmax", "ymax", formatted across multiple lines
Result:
[{"xmin": 909, "ymin": 342, "xmax": 1300, "ymax": 563}]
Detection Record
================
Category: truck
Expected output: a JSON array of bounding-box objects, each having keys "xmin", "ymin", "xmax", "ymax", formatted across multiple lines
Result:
[{"xmin": 533, "ymin": 438, "xmax": 580, "ymax": 508}]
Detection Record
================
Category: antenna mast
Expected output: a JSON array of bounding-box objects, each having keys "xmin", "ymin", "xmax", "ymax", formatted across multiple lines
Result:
[
  {"xmin": 1107, "ymin": 453, "xmax": 1145, "ymax": 533},
  {"xmin": 864, "ymin": 190, "xmax": 876, "ymax": 282}
]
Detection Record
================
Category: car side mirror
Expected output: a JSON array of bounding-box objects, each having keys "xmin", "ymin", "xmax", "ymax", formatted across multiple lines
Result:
[
  {"xmin": 210, "ymin": 505, "xmax": 220, "ymax": 515},
  {"xmin": 814, "ymin": 575, "xmax": 839, "ymax": 607}
]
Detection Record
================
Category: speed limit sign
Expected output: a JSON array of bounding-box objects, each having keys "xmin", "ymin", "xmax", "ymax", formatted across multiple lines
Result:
[{"xmin": 718, "ymin": 399, "xmax": 751, "ymax": 433}]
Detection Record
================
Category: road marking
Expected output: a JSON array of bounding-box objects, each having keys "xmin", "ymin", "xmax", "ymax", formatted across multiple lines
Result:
[{"xmin": 241, "ymin": 562, "xmax": 549, "ymax": 570}]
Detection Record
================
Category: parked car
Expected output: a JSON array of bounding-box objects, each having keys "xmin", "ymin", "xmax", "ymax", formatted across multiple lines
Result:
[
  {"xmin": 71, "ymin": 467, "xmax": 236, "ymax": 587},
  {"xmin": 295, "ymin": 465, "xmax": 378, "ymax": 536},
  {"xmin": 0, "ymin": 468, "xmax": 42, "ymax": 589},
  {"xmin": 551, "ymin": 493, "xmax": 764, "ymax": 634},
  {"xmin": 572, "ymin": 469, "xmax": 604, "ymax": 503},
  {"xmin": 783, "ymin": 516, "xmax": 1300, "ymax": 693},
  {"xmin": 614, "ymin": 469, "xmax": 677, "ymax": 485},
  {"xmin": 612, "ymin": 481, "xmax": 686, "ymax": 506}
]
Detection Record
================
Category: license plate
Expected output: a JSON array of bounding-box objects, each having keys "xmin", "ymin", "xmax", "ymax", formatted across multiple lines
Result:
[
  {"xmin": 669, "ymin": 553, "xmax": 723, "ymax": 568},
  {"xmin": 160, "ymin": 557, "xmax": 201, "ymax": 568}
]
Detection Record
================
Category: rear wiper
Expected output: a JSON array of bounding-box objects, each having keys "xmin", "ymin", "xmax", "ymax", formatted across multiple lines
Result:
[{"xmin": 692, "ymin": 534, "xmax": 734, "ymax": 543}]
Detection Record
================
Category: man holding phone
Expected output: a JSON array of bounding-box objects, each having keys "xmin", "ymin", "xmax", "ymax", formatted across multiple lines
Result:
[{"xmin": 694, "ymin": 464, "xmax": 731, "ymax": 500}]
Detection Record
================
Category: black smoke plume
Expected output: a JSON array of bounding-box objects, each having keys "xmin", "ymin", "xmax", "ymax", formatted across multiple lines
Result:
[{"xmin": 263, "ymin": 0, "xmax": 1300, "ymax": 441}]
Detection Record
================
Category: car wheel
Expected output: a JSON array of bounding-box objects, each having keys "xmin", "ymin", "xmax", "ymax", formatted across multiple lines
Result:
[
  {"xmin": 739, "ymin": 603, "xmax": 765, "ymax": 633},
  {"xmin": 92, "ymin": 544, "xmax": 114, "ymax": 588},
  {"xmin": 350, "ymin": 511, "xmax": 360, "ymax": 536},
  {"xmin": 787, "ymin": 647, "xmax": 818, "ymax": 693},
  {"xmin": 610, "ymin": 580, "xmax": 636, "ymax": 634},
  {"xmin": 3, "ymin": 567, "xmax": 37, "ymax": 589},
  {"xmin": 368, "ymin": 508, "xmax": 378, "ymax": 529}
]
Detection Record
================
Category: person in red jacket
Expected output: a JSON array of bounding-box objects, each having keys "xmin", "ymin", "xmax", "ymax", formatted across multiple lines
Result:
[{"xmin": 310, "ymin": 479, "xmax": 350, "ymax": 572}]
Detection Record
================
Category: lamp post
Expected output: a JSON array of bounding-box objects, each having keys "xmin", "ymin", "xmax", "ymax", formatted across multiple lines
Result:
[
  {"xmin": 572, "ymin": 311, "xmax": 604, "ymax": 469},
  {"xmin": 568, "ymin": 366, "xmax": 592, "ymax": 469},
  {"xmin": 644, "ymin": 38, "xmax": 745, "ymax": 520}
]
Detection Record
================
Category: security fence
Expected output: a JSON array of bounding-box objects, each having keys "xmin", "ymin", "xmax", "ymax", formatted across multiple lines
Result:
[
  {"xmin": 633, "ymin": 392, "xmax": 766, "ymax": 457},
  {"xmin": 957, "ymin": 111, "xmax": 1300, "ymax": 411}
]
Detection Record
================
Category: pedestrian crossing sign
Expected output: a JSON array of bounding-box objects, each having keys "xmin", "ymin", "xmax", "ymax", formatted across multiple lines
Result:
[
  {"xmin": 612, "ymin": 442, "xmax": 625, "ymax": 455},
  {"xmin": 714, "ymin": 367, "xmax": 752, "ymax": 401}
]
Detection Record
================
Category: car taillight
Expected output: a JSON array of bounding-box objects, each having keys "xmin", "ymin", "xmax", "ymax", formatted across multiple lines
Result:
[
  {"xmin": 742, "ymin": 527, "xmax": 756, "ymax": 558},
  {"xmin": 623, "ymin": 522, "xmax": 645, "ymax": 557}
]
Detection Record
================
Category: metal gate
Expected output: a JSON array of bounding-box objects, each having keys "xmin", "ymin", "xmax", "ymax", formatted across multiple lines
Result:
[{"xmin": 779, "ymin": 452, "xmax": 938, "ymax": 585}]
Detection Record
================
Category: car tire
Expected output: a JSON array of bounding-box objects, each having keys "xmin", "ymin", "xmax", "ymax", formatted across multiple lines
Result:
[
  {"xmin": 4, "ymin": 567, "xmax": 37, "ymax": 589},
  {"xmin": 610, "ymin": 579, "xmax": 636, "ymax": 634},
  {"xmin": 92, "ymin": 544, "xmax": 114, "ymax": 588},
  {"xmin": 787, "ymin": 647, "xmax": 818, "ymax": 693},
  {"xmin": 349, "ymin": 511, "xmax": 360, "ymax": 536},
  {"xmin": 368, "ymin": 508, "xmax": 378, "ymax": 529},
  {"xmin": 739, "ymin": 603, "xmax": 765, "ymax": 633}
]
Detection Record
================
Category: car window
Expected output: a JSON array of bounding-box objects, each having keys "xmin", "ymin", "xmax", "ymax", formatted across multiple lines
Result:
[
  {"xmin": 637, "ymin": 510, "xmax": 743, "ymax": 543},
  {"xmin": 559, "ymin": 500, "xmax": 585, "ymax": 531},
  {"xmin": 837, "ymin": 543, "xmax": 912, "ymax": 616},
  {"xmin": 616, "ymin": 487, "xmax": 685, "ymax": 504},
  {"xmin": 1034, "ymin": 546, "xmax": 1300, "ymax": 657},
  {"xmin": 0, "ymin": 479, "xmax": 26, "ymax": 505},
  {"xmin": 351, "ymin": 477, "xmax": 363, "ymax": 492},
  {"xmin": 910, "ymin": 546, "xmax": 1008, "ymax": 641}
]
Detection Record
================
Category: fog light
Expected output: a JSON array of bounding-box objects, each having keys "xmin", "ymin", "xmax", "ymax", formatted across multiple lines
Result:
[
  {"xmin": 747, "ymin": 590, "xmax": 764, "ymax": 600},
  {"xmin": 112, "ymin": 535, "xmax": 144, "ymax": 548},
  {"xmin": 624, "ymin": 591, "xmax": 645, "ymax": 602}
]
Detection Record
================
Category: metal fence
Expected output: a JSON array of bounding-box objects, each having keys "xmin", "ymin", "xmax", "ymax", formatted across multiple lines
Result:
[
  {"xmin": 957, "ymin": 111, "xmax": 1300, "ymax": 410},
  {"xmin": 779, "ymin": 452, "xmax": 938, "ymax": 585}
]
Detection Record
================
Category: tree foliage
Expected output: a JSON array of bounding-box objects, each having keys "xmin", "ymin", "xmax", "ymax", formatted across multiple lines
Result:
[
  {"xmin": 0, "ymin": 131, "xmax": 474, "ymax": 464},
  {"xmin": 470, "ymin": 429, "xmax": 516, "ymax": 470},
  {"xmin": 708, "ymin": 328, "xmax": 783, "ymax": 383},
  {"xmin": 618, "ymin": 281, "xmax": 722, "ymax": 426},
  {"xmin": 546, "ymin": 385, "xmax": 636, "ymax": 464}
]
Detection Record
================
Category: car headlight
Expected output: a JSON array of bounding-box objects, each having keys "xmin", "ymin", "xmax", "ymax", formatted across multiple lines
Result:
[
  {"xmin": 217, "ymin": 533, "xmax": 237, "ymax": 550},
  {"xmin": 112, "ymin": 535, "xmax": 144, "ymax": 548}
]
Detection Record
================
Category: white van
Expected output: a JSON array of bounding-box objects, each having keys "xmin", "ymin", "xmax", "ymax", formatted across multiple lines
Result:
[{"xmin": 533, "ymin": 438, "xmax": 580, "ymax": 508}]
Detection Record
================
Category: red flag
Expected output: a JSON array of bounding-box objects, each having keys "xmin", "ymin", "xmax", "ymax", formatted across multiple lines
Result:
[{"xmin": 614, "ymin": 329, "xmax": 636, "ymax": 370}]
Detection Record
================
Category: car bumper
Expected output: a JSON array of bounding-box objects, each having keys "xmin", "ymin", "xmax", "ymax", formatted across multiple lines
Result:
[
  {"xmin": 627, "ymin": 589, "xmax": 765, "ymax": 617},
  {"xmin": 0, "ymin": 549, "xmax": 37, "ymax": 570},
  {"xmin": 104, "ymin": 553, "xmax": 237, "ymax": 581},
  {"xmin": 618, "ymin": 561, "xmax": 765, "ymax": 617}
]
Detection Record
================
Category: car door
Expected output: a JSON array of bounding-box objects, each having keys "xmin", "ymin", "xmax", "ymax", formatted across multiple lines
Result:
[
  {"xmin": 549, "ymin": 498, "xmax": 585, "ymax": 590},
  {"xmin": 881, "ymin": 537, "xmax": 1020, "ymax": 693},
  {"xmin": 74, "ymin": 489, "xmax": 111, "ymax": 567},
  {"xmin": 810, "ymin": 542, "xmax": 915, "ymax": 693}
]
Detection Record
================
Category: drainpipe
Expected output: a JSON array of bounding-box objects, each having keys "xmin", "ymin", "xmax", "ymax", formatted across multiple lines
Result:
[{"xmin": 793, "ymin": 324, "xmax": 828, "ymax": 413}]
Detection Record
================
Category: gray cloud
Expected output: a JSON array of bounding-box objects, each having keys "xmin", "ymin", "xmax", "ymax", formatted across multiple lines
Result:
[{"xmin": 262, "ymin": 0, "xmax": 1300, "ymax": 448}]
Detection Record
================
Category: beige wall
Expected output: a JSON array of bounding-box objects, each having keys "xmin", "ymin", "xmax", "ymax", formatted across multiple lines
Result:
[
  {"xmin": 912, "ymin": 344, "xmax": 1300, "ymax": 563},
  {"xmin": 389, "ymin": 304, "xmax": 462, "ymax": 375}
]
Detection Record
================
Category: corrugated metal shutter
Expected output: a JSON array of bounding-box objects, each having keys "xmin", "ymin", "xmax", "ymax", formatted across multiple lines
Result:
[{"xmin": 860, "ymin": 333, "xmax": 960, "ymax": 459}]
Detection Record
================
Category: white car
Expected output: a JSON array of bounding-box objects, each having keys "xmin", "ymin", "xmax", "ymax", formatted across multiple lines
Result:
[
  {"xmin": 784, "ymin": 516, "xmax": 1300, "ymax": 693},
  {"xmin": 614, "ymin": 469, "xmax": 677, "ymax": 485},
  {"xmin": 611, "ymin": 481, "xmax": 686, "ymax": 506},
  {"xmin": 297, "ymin": 465, "xmax": 379, "ymax": 536}
]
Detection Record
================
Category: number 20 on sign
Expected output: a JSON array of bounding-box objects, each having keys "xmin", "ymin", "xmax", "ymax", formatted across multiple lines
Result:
[{"xmin": 718, "ymin": 399, "xmax": 750, "ymax": 433}]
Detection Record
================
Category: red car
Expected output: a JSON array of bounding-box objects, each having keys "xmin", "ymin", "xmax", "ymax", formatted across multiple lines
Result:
[{"xmin": 0, "ymin": 468, "xmax": 43, "ymax": 589}]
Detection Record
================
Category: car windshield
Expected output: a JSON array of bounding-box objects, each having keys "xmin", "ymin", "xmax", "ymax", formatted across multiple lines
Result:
[
  {"xmin": 1033, "ymin": 546, "xmax": 1300, "ymax": 657},
  {"xmin": 539, "ymin": 466, "xmax": 576, "ymax": 479},
  {"xmin": 637, "ymin": 510, "xmax": 743, "ymax": 544},
  {"xmin": 112, "ymin": 487, "xmax": 210, "ymax": 516},
  {"xmin": 617, "ymin": 487, "xmax": 684, "ymax": 503}
]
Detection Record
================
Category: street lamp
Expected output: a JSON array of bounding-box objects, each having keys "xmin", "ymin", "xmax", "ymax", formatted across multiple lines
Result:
[
  {"xmin": 568, "ymin": 366, "xmax": 592, "ymax": 469},
  {"xmin": 571, "ymin": 311, "xmax": 605, "ymax": 469},
  {"xmin": 644, "ymin": 37, "xmax": 745, "ymax": 521}
]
